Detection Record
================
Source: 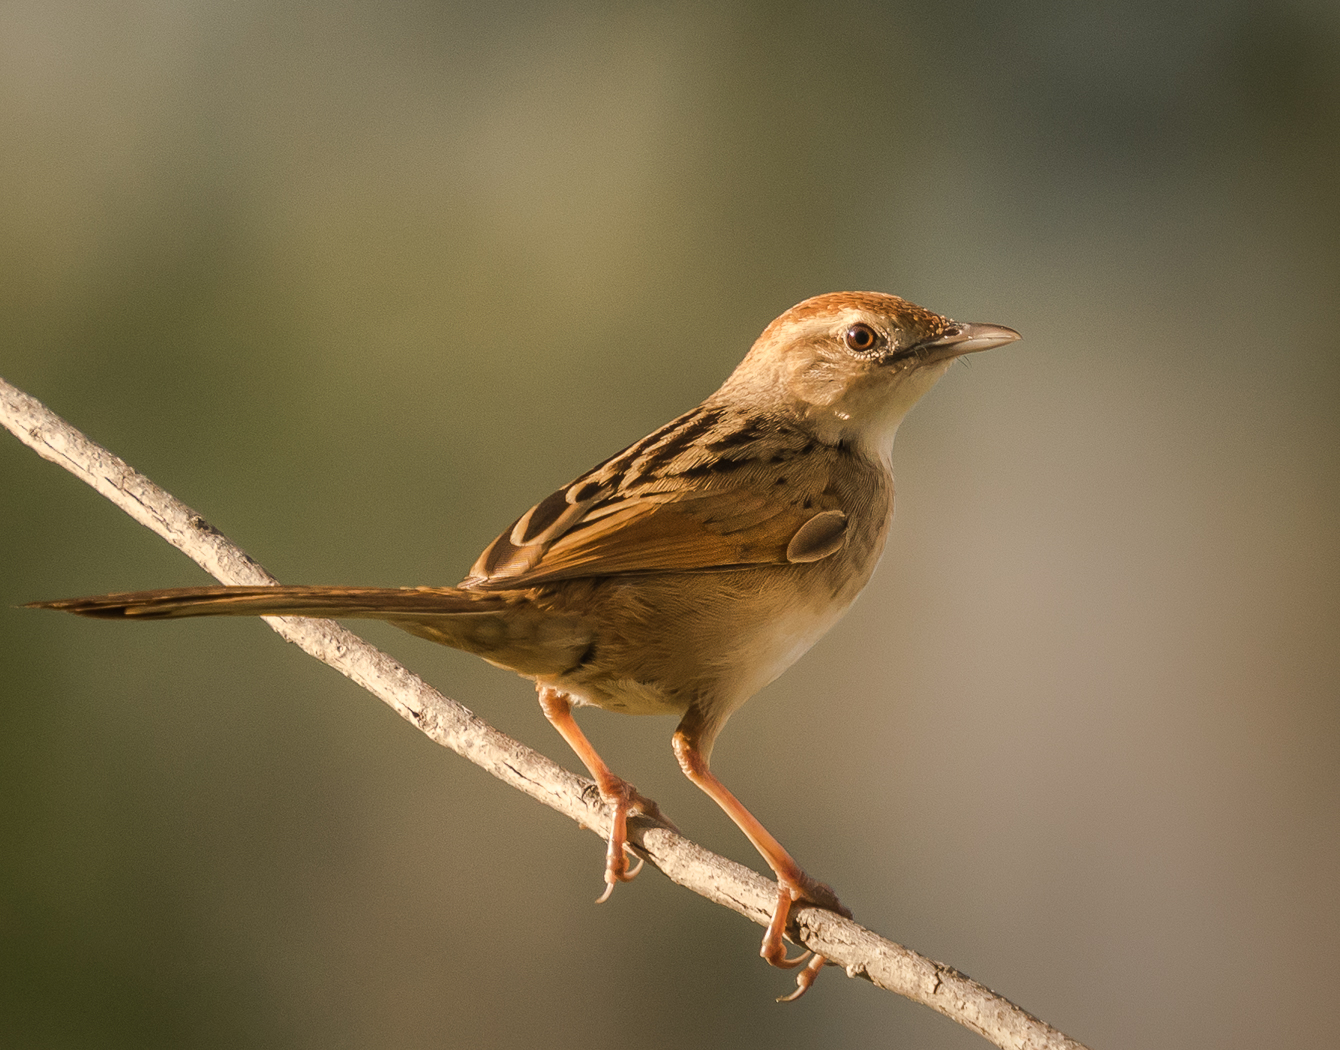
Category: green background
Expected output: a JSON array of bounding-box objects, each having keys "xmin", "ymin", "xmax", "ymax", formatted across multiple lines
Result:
[{"xmin": 3, "ymin": 2, "xmax": 1337, "ymax": 1047}]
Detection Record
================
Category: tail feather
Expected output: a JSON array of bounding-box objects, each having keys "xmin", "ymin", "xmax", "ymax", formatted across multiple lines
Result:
[
  {"xmin": 30, "ymin": 583, "xmax": 592, "ymax": 677},
  {"xmin": 28, "ymin": 585, "xmax": 509, "ymax": 621}
]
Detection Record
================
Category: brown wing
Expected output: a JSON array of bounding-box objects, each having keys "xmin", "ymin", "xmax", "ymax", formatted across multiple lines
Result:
[{"xmin": 462, "ymin": 405, "xmax": 849, "ymax": 590}]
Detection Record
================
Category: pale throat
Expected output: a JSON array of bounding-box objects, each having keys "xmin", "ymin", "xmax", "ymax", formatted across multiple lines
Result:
[{"xmin": 798, "ymin": 358, "xmax": 955, "ymax": 461}]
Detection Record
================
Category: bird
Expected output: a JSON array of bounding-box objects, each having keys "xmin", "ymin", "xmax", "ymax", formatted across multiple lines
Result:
[{"xmin": 32, "ymin": 291, "xmax": 1019, "ymax": 999}]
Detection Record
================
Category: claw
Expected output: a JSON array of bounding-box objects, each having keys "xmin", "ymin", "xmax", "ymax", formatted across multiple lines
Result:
[
  {"xmin": 777, "ymin": 953, "xmax": 827, "ymax": 1003},
  {"xmin": 593, "ymin": 850, "xmax": 644, "ymax": 903},
  {"xmin": 592, "ymin": 778, "xmax": 658, "ymax": 902}
]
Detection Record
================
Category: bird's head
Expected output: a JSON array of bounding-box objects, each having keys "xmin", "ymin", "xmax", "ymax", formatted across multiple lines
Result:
[{"xmin": 717, "ymin": 291, "xmax": 1019, "ymax": 456}]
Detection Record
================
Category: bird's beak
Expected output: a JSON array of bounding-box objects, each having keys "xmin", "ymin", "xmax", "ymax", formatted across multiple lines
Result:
[{"xmin": 924, "ymin": 322, "xmax": 1021, "ymax": 359}]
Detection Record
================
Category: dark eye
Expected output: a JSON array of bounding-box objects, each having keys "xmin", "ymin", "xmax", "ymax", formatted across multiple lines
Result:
[{"xmin": 843, "ymin": 323, "xmax": 880, "ymax": 352}]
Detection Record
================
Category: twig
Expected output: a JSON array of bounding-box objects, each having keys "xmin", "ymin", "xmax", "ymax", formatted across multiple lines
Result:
[{"xmin": 1, "ymin": 374, "xmax": 1091, "ymax": 1050}]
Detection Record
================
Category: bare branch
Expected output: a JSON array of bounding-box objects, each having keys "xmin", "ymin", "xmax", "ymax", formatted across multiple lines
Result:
[{"xmin": 1, "ymin": 375, "xmax": 1091, "ymax": 1050}]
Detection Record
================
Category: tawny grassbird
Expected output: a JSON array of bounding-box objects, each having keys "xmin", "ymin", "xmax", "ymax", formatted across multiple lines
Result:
[{"xmin": 34, "ymin": 292, "xmax": 1019, "ymax": 999}]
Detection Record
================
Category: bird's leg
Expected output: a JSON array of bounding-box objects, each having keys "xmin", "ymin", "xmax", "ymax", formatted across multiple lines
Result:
[
  {"xmin": 538, "ymin": 686, "xmax": 664, "ymax": 902},
  {"xmin": 672, "ymin": 710, "xmax": 849, "ymax": 1000}
]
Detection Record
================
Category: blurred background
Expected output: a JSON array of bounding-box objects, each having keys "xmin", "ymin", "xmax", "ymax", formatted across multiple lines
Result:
[{"xmin": 2, "ymin": 1, "xmax": 1337, "ymax": 1047}]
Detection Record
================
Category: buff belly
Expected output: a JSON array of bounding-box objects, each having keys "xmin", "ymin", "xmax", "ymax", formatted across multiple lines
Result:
[{"xmin": 535, "ymin": 563, "xmax": 867, "ymax": 719}]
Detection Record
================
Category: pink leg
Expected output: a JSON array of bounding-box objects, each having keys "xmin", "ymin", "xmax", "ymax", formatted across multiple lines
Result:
[
  {"xmin": 538, "ymin": 686, "xmax": 662, "ymax": 901},
  {"xmin": 672, "ymin": 710, "xmax": 847, "ymax": 1000}
]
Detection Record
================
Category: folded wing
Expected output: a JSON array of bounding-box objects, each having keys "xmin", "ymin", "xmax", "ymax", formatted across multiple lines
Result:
[{"xmin": 463, "ymin": 405, "xmax": 850, "ymax": 589}]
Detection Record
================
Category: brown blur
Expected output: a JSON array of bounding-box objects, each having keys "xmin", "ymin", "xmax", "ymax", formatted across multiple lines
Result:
[{"xmin": 2, "ymin": 3, "xmax": 1337, "ymax": 1048}]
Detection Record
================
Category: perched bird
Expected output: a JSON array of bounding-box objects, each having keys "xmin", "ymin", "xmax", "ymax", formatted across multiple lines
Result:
[{"xmin": 34, "ymin": 292, "xmax": 1019, "ymax": 999}]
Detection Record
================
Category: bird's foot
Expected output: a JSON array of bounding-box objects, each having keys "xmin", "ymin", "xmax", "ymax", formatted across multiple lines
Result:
[
  {"xmin": 761, "ymin": 873, "xmax": 851, "ymax": 1001},
  {"xmin": 777, "ymin": 952, "xmax": 828, "ymax": 1003},
  {"xmin": 592, "ymin": 777, "xmax": 666, "ymax": 903}
]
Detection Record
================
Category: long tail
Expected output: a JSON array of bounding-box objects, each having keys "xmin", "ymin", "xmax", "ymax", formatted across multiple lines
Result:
[
  {"xmin": 28, "ymin": 584, "xmax": 589, "ymax": 677},
  {"xmin": 28, "ymin": 585, "xmax": 510, "ymax": 620}
]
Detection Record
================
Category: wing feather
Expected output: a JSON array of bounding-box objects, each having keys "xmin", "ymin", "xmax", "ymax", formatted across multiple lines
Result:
[{"xmin": 463, "ymin": 407, "xmax": 853, "ymax": 590}]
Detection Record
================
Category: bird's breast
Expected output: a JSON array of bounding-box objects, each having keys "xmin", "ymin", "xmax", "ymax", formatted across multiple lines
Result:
[{"xmin": 528, "ymin": 452, "xmax": 894, "ymax": 718}]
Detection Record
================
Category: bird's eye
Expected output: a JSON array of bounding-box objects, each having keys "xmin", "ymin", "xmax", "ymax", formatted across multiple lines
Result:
[{"xmin": 843, "ymin": 323, "xmax": 880, "ymax": 352}]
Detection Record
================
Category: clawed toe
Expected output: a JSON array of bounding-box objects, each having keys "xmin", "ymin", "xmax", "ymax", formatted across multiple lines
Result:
[
  {"xmin": 594, "ymin": 844, "xmax": 644, "ymax": 903},
  {"xmin": 777, "ymin": 953, "xmax": 827, "ymax": 1003},
  {"xmin": 761, "ymin": 886, "xmax": 812, "ymax": 968},
  {"xmin": 759, "ymin": 877, "xmax": 846, "ymax": 1000},
  {"xmin": 593, "ymin": 777, "xmax": 656, "ymax": 902}
]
